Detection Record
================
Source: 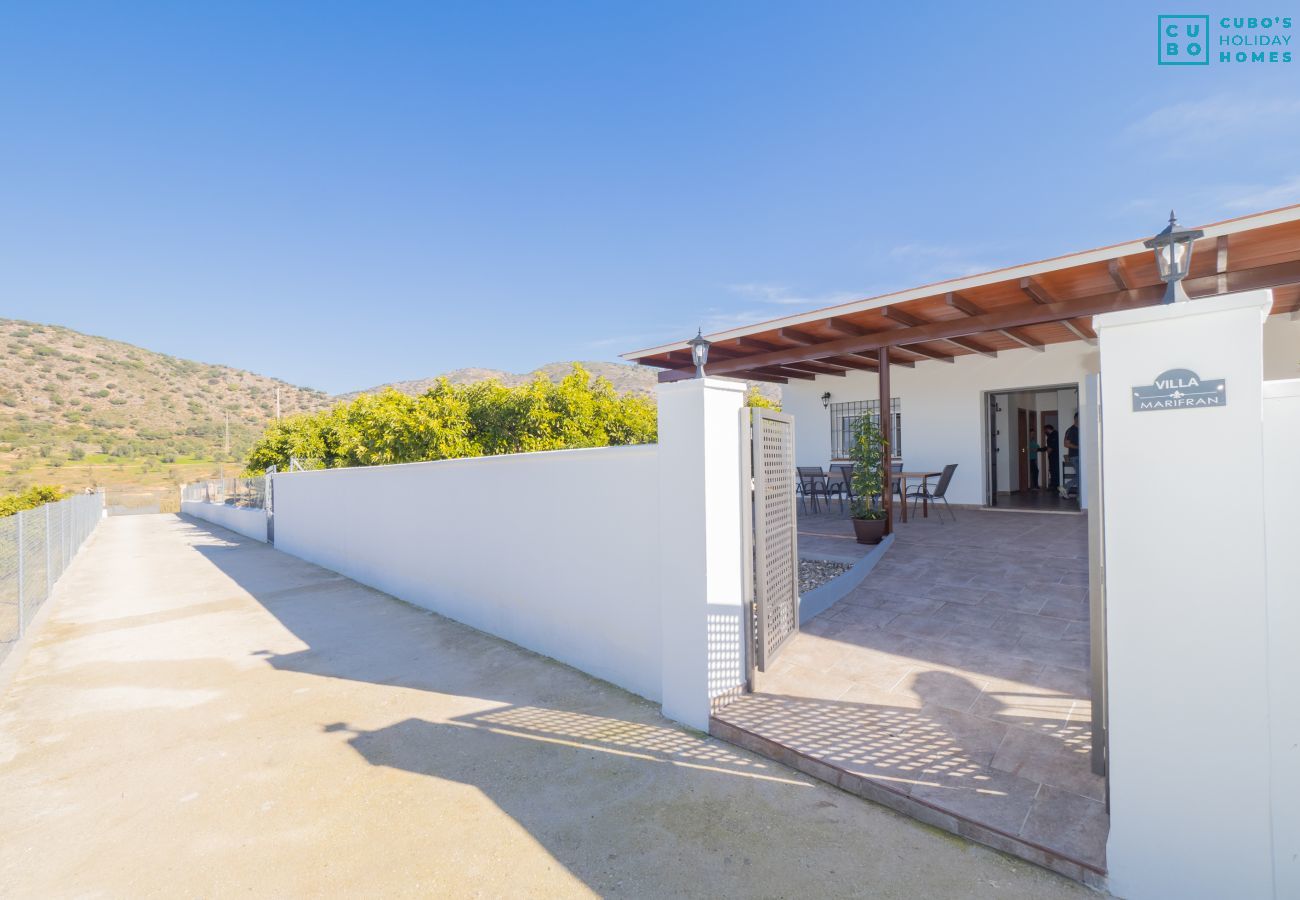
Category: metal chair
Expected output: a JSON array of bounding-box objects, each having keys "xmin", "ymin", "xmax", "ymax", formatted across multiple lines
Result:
[
  {"xmin": 906, "ymin": 463, "xmax": 958, "ymax": 522},
  {"xmin": 796, "ymin": 466, "xmax": 831, "ymax": 513},
  {"xmin": 826, "ymin": 463, "xmax": 854, "ymax": 513}
]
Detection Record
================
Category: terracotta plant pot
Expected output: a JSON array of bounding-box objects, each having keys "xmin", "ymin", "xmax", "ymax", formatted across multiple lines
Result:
[{"xmin": 851, "ymin": 516, "xmax": 887, "ymax": 545}]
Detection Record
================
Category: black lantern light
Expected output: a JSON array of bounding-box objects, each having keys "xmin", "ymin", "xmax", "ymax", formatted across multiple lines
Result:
[
  {"xmin": 687, "ymin": 328, "xmax": 711, "ymax": 379},
  {"xmin": 1143, "ymin": 211, "xmax": 1204, "ymax": 304},
  {"xmin": 821, "ymin": 391, "xmax": 832, "ymax": 408}
]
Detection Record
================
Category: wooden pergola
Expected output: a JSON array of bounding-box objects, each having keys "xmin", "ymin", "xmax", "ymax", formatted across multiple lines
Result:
[
  {"xmin": 623, "ymin": 204, "xmax": 1300, "ymax": 529},
  {"xmin": 623, "ymin": 204, "xmax": 1300, "ymax": 385}
]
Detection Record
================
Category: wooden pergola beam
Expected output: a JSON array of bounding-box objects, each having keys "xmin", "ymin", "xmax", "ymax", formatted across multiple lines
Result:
[
  {"xmin": 756, "ymin": 366, "xmax": 816, "ymax": 381},
  {"xmin": 881, "ymin": 305, "xmax": 926, "ymax": 327},
  {"xmin": 823, "ymin": 355, "xmax": 879, "ymax": 371},
  {"xmin": 945, "ymin": 335, "xmax": 998, "ymax": 358},
  {"xmin": 781, "ymin": 360, "xmax": 849, "ymax": 377},
  {"xmin": 1108, "ymin": 258, "xmax": 1134, "ymax": 291},
  {"xmin": 655, "ymin": 257, "xmax": 1300, "ymax": 381},
  {"xmin": 736, "ymin": 336, "xmax": 786, "ymax": 353},
  {"xmin": 945, "ymin": 290, "xmax": 984, "ymax": 317},
  {"xmin": 1000, "ymin": 327, "xmax": 1045, "ymax": 351},
  {"xmin": 902, "ymin": 344, "xmax": 956, "ymax": 363},
  {"xmin": 778, "ymin": 327, "xmax": 822, "ymax": 345},
  {"xmin": 1060, "ymin": 318, "xmax": 1098, "ymax": 344},
  {"xmin": 825, "ymin": 317, "xmax": 867, "ymax": 336},
  {"xmin": 1217, "ymin": 236, "xmax": 1230, "ymax": 294},
  {"xmin": 1019, "ymin": 277, "xmax": 1054, "ymax": 305}
]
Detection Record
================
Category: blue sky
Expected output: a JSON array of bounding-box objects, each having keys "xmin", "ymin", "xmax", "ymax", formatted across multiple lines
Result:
[{"xmin": 2, "ymin": 2, "xmax": 1297, "ymax": 393}]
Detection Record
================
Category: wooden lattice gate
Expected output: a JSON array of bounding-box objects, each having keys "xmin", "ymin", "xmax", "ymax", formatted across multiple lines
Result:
[{"xmin": 743, "ymin": 407, "xmax": 800, "ymax": 683}]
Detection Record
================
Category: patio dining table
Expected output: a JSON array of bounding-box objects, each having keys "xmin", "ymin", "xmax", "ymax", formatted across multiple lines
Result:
[{"xmin": 891, "ymin": 470, "xmax": 943, "ymax": 522}]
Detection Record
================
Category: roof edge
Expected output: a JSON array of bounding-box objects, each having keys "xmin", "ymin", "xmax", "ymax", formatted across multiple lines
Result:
[{"xmin": 621, "ymin": 202, "xmax": 1300, "ymax": 361}]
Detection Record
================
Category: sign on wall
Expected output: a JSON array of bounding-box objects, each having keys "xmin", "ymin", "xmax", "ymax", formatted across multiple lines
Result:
[{"xmin": 1132, "ymin": 368, "xmax": 1227, "ymax": 412}]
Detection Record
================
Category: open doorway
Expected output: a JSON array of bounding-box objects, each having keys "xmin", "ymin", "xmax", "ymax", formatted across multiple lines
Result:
[{"xmin": 985, "ymin": 384, "xmax": 1081, "ymax": 512}]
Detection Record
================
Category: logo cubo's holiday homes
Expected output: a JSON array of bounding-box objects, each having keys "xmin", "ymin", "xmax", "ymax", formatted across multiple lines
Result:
[{"xmin": 1158, "ymin": 14, "xmax": 1293, "ymax": 65}]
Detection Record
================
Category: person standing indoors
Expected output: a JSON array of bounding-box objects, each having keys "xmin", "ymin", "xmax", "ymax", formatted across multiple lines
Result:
[
  {"xmin": 1044, "ymin": 424, "xmax": 1060, "ymax": 492},
  {"xmin": 1028, "ymin": 427, "xmax": 1041, "ymax": 491},
  {"xmin": 1063, "ymin": 412, "xmax": 1080, "ymax": 495}
]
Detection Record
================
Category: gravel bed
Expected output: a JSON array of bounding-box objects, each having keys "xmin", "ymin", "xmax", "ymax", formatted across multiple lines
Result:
[{"xmin": 799, "ymin": 558, "xmax": 851, "ymax": 594}]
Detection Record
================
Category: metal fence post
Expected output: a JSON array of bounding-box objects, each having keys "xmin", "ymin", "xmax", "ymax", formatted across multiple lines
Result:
[{"xmin": 16, "ymin": 509, "xmax": 24, "ymax": 638}]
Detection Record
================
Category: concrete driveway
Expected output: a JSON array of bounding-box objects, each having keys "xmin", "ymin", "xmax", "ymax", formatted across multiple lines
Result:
[{"xmin": 0, "ymin": 515, "xmax": 1094, "ymax": 898}]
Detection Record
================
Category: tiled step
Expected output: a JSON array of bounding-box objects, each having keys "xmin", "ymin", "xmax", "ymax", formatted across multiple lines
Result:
[{"xmin": 709, "ymin": 714, "xmax": 1108, "ymax": 890}]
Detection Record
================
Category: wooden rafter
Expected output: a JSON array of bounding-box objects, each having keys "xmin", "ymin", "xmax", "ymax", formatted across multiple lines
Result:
[
  {"xmin": 901, "ymin": 344, "xmax": 956, "ymax": 363},
  {"xmin": 1000, "ymin": 327, "xmax": 1045, "ymax": 351},
  {"xmin": 945, "ymin": 335, "xmax": 998, "ymax": 358},
  {"xmin": 654, "ymin": 257, "xmax": 1300, "ymax": 382},
  {"xmin": 825, "ymin": 317, "xmax": 867, "ymax": 336},
  {"xmin": 1019, "ymin": 277, "xmax": 1054, "ymax": 305},
  {"xmin": 823, "ymin": 355, "xmax": 879, "ymax": 371},
  {"xmin": 945, "ymin": 291, "xmax": 984, "ymax": 317},
  {"xmin": 781, "ymin": 360, "xmax": 848, "ymax": 377},
  {"xmin": 1217, "ymin": 235, "xmax": 1230, "ymax": 294},
  {"xmin": 757, "ymin": 366, "xmax": 816, "ymax": 381},
  {"xmin": 778, "ymin": 327, "xmax": 822, "ymax": 345},
  {"xmin": 1108, "ymin": 258, "xmax": 1133, "ymax": 291},
  {"xmin": 1060, "ymin": 318, "xmax": 1098, "ymax": 345},
  {"xmin": 881, "ymin": 305, "xmax": 926, "ymax": 327}
]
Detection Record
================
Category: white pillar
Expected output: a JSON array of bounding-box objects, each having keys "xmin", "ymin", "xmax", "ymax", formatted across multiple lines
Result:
[
  {"xmin": 1095, "ymin": 289, "xmax": 1274, "ymax": 899},
  {"xmin": 1264, "ymin": 378, "xmax": 1300, "ymax": 899},
  {"xmin": 656, "ymin": 377, "xmax": 747, "ymax": 730}
]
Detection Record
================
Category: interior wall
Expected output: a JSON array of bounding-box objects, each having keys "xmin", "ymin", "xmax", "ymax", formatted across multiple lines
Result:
[
  {"xmin": 783, "ymin": 341, "xmax": 1098, "ymax": 507},
  {"xmin": 995, "ymin": 398, "xmax": 1011, "ymax": 493}
]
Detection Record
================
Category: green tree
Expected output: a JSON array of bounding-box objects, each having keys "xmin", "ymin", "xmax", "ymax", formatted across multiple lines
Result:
[
  {"xmin": 0, "ymin": 484, "xmax": 68, "ymax": 517},
  {"xmin": 242, "ymin": 365, "xmax": 657, "ymax": 474},
  {"xmin": 745, "ymin": 386, "xmax": 781, "ymax": 411}
]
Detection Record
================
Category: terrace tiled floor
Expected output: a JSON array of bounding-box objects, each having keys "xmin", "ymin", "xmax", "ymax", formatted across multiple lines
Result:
[{"xmin": 715, "ymin": 507, "xmax": 1107, "ymax": 883}]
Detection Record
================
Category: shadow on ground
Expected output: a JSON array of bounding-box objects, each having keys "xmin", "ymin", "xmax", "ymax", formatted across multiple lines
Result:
[{"xmin": 176, "ymin": 515, "xmax": 1090, "ymax": 897}]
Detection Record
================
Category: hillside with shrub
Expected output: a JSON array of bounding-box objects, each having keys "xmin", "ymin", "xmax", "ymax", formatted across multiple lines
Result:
[
  {"xmin": 3, "ymin": 318, "xmax": 777, "ymax": 494},
  {"xmin": 0, "ymin": 319, "xmax": 332, "ymax": 464}
]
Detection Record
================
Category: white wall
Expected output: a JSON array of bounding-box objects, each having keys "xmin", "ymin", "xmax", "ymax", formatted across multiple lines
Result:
[
  {"xmin": 1097, "ymin": 290, "xmax": 1275, "ymax": 899},
  {"xmin": 1264, "ymin": 378, "xmax": 1300, "ymax": 899},
  {"xmin": 783, "ymin": 341, "xmax": 1098, "ymax": 506},
  {"xmin": 272, "ymin": 445, "xmax": 663, "ymax": 702},
  {"xmin": 182, "ymin": 501, "xmax": 268, "ymax": 543},
  {"xmin": 1263, "ymin": 314, "xmax": 1300, "ymax": 380},
  {"xmin": 656, "ymin": 379, "xmax": 747, "ymax": 729}
]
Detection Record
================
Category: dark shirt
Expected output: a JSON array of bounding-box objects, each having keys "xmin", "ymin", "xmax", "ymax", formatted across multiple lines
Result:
[
  {"xmin": 1045, "ymin": 431, "xmax": 1059, "ymax": 454},
  {"xmin": 1064, "ymin": 425, "xmax": 1079, "ymax": 456}
]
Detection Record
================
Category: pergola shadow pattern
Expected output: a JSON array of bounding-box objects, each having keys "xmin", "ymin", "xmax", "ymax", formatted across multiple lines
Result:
[{"xmin": 715, "ymin": 508, "xmax": 1105, "ymax": 885}]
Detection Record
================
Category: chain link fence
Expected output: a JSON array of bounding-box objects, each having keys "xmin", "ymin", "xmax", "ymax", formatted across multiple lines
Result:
[
  {"xmin": 181, "ymin": 477, "xmax": 266, "ymax": 509},
  {"xmin": 0, "ymin": 493, "xmax": 103, "ymax": 665}
]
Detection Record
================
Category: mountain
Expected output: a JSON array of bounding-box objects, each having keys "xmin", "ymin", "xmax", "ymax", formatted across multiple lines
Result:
[
  {"xmin": 2, "ymin": 319, "xmax": 775, "ymax": 495},
  {"xmin": 0, "ymin": 319, "xmax": 332, "ymax": 468},
  {"xmin": 339, "ymin": 360, "xmax": 659, "ymax": 400}
]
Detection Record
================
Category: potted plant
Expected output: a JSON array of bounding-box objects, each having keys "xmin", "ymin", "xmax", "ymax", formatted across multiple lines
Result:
[{"xmin": 849, "ymin": 413, "xmax": 889, "ymax": 544}]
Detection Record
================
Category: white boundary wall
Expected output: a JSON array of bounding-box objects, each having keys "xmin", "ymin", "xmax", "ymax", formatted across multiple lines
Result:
[
  {"xmin": 1264, "ymin": 378, "xmax": 1300, "ymax": 899},
  {"xmin": 271, "ymin": 445, "xmax": 663, "ymax": 702},
  {"xmin": 1096, "ymin": 290, "xmax": 1291, "ymax": 899},
  {"xmin": 181, "ymin": 501, "xmax": 268, "ymax": 543}
]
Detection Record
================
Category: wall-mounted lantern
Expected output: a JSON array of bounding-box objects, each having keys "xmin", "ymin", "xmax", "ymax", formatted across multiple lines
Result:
[
  {"xmin": 1143, "ymin": 210, "xmax": 1205, "ymax": 304},
  {"xmin": 687, "ymin": 328, "xmax": 711, "ymax": 379},
  {"xmin": 821, "ymin": 391, "xmax": 832, "ymax": 409}
]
